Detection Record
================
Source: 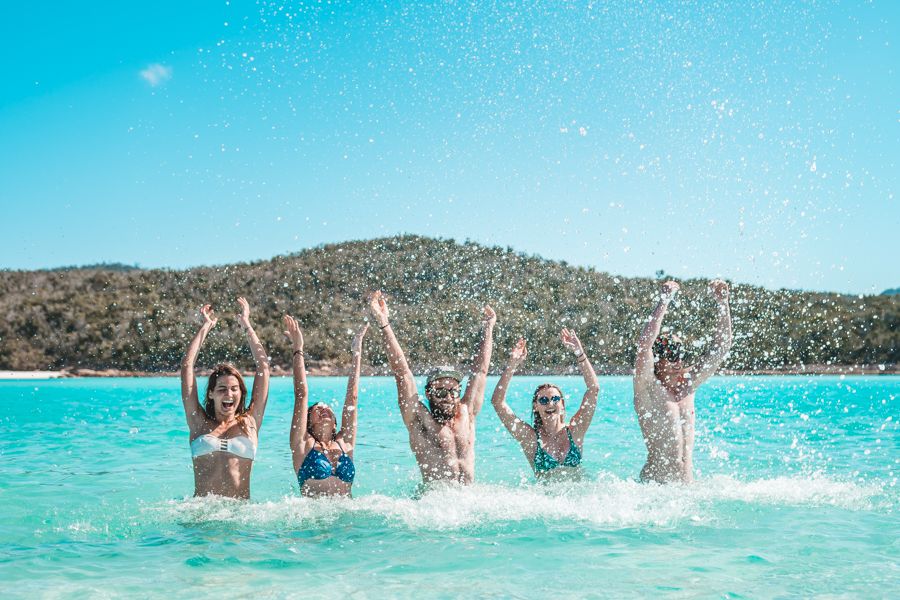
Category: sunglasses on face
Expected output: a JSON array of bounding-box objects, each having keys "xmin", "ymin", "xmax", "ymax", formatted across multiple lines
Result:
[
  {"xmin": 537, "ymin": 395, "xmax": 562, "ymax": 405},
  {"xmin": 654, "ymin": 339, "xmax": 685, "ymax": 362},
  {"xmin": 430, "ymin": 388, "xmax": 460, "ymax": 399}
]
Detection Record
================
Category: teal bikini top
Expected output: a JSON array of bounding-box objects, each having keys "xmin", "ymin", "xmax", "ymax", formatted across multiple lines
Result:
[{"xmin": 533, "ymin": 427, "xmax": 582, "ymax": 473}]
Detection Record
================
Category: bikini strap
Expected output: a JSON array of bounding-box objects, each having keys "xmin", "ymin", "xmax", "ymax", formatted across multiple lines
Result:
[{"xmin": 335, "ymin": 438, "xmax": 348, "ymax": 455}]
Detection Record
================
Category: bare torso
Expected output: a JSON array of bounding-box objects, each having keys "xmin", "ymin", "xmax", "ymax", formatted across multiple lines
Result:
[
  {"xmin": 191, "ymin": 417, "xmax": 257, "ymax": 499},
  {"xmin": 408, "ymin": 401, "xmax": 476, "ymax": 484},
  {"xmin": 633, "ymin": 377, "xmax": 696, "ymax": 484}
]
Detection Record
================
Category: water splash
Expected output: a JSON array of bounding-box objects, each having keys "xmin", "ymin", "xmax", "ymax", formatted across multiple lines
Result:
[{"xmin": 143, "ymin": 473, "xmax": 888, "ymax": 533}]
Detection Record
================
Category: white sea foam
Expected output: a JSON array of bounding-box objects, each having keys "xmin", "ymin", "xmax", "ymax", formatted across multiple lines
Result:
[{"xmin": 144, "ymin": 473, "xmax": 888, "ymax": 532}]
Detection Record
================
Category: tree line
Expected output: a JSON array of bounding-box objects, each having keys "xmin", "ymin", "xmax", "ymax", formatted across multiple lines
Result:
[{"xmin": 0, "ymin": 235, "xmax": 897, "ymax": 373}]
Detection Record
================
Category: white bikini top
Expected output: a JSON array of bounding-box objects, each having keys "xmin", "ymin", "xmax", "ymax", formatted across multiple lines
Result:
[{"xmin": 190, "ymin": 434, "xmax": 257, "ymax": 461}]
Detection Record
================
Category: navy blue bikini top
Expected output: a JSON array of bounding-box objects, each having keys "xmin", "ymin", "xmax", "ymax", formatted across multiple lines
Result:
[{"xmin": 297, "ymin": 440, "xmax": 355, "ymax": 486}]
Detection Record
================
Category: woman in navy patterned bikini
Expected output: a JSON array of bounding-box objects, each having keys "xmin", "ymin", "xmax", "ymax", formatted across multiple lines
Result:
[{"xmin": 284, "ymin": 314, "xmax": 368, "ymax": 497}]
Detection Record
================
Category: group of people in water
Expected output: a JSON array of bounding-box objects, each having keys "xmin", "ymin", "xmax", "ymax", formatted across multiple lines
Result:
[{"xmin": 180, "ymin": 280, "xmax": 733, "ymax": 499}]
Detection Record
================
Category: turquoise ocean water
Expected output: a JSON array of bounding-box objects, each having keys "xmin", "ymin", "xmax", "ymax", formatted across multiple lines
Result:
[{"xmin": 1, "ymin": 376, "xmax": 897, "ymax": 597}]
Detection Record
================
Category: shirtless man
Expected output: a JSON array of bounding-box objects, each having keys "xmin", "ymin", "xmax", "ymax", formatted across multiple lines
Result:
[
  {"xmin": 634, "ymin": 279, "xmax": 732, "ymax": 484},
  {"xmin": 367, "ymin": 290, "xmax": 495, "ymax": 484}
]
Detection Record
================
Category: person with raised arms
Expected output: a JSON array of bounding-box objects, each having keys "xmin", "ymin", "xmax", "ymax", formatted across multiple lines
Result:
[
  {"xmin": 490, "ymin": 330, "xmax": 600, "ymax": 479},
  {"xmin": 367, "ymin": 290, "xmax": 495, "ymax": 485},
  {"xmin": 634, "ymin": 279, "xmax": 732, "ymax": 484},
  {"xmin": 285, "ymin": 315, "xmax": 368, "ymax": 497},
  {"xmin": 180, "ymin": 298, "xmax": 271, "ymax": 499}
]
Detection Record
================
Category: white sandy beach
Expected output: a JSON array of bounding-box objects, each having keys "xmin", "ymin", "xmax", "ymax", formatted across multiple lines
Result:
[{"xmin": 0, "ymin": 370, "xmax": 65, "ymax": 380}]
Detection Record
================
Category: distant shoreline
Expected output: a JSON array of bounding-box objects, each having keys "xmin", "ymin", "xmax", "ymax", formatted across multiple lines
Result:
[{"xmin": 1, "ymin": 364, "xmax": 896, "ymax": 380}]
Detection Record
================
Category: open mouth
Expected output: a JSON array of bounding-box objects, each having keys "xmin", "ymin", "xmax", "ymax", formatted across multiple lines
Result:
[{"xmin": 222, "ymin": 400, "xmax": 236, "ymax": 410}]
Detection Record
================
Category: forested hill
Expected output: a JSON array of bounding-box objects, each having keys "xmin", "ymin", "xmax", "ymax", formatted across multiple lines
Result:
[{"xmin": 1, "ymin": 236, "xmax": 897, "ymax": 373}]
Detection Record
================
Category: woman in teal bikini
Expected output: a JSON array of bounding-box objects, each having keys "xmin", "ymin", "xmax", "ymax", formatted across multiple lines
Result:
[
  {"xmin": 284, "ymin": 314, "xmax": 368, "ymax": 497},
  {"xmin": 491, "ymin": 330, "xmax": 599, "ymax": 479}
]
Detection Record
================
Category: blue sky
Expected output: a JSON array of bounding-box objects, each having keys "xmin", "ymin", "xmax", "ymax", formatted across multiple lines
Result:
[{"xmin": 1, "ymin": 1, "xmax": 897, "ymax": 294}]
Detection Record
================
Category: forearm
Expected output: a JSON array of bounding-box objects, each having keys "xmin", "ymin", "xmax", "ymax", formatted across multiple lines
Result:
[
  {"xmin": 491, "ymin": 364, "xmax": 526, "ymax": 436},
  {"xmin": 490, "ymin": 365, "xmax": 516, "ymax": 408},
  {"xmin": 712, "ymin": 301, "xmax": 733, "ymax": 355},
  {"xmin": 291, "ymin": 351, "xmax": 308, "ymax": 400},
  {"xmin": 290, "ymin": 353, "xmax": 308, "ymax": 446},
  {"xmin": 378, "ymin": 323, "xmax": 414, "ymax": 381},
  {"xmin": 182, "ymin": 324, "xmax": 211, "ymax": 369},
  {"xmin": 577, "ymin": 354, "xmax": 599, "ymax": 393},
  {"xmin": 639, "ymin": 300, "xmax": 669, "ymax": 347},
  {"xmin": 346, "ymin": 349, "xmax": 362, "ymax": 402},
  {"xmin": 342, "ymin": 351, "xmax": 362, "ymax": 433},
  {"xmin": 472, "ymin": 323, "xmax": 495, "ymax": 376},
  {"xmin": 244, "ymin": 323, "xmax": 271, "ymax": 374},
  {"xmin": 701, "ymin": 301, "xmax": 733, "ymax": 369}
]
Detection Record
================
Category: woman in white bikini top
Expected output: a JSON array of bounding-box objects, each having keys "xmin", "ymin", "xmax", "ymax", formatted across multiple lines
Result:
[{"xmin": 180, "ymin": 298, "xmax": 270, "ymax": 499}]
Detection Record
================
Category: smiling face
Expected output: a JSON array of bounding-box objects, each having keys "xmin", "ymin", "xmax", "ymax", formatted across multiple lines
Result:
[
  {"xmin": 426, "ymin": 377, "xmax": 462, "ymax": 422},
  {"xmin": 209, "ymin": 375, "xmax": 243, "ymax": 421},
  {"xmin": 307, "ymin": 403, "xmax": 337, "ymax": 441},
  {"xmin": 532, "ymin": 384, "xmax": 565, "ymax": 427},
  {"xmin": 204, "ymin": 364, "xmax": 248, "ymax": 423}
]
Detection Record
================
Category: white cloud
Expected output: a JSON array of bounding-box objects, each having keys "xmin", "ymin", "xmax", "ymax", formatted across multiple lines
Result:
[{"xmin": 140, "ymin": 63, "xmax": 173, "ymax": 86}]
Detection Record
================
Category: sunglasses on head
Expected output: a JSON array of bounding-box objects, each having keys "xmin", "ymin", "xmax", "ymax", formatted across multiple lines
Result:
[
  {"xmin": 430, "ymin": 387, "xmax": 460, "ymax": 399},
  {"xmin": 537, "ymin": 395, "xmax": 562, "ymax": 405}
]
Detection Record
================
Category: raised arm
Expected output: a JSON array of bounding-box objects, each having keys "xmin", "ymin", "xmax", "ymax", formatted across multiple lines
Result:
[
  {"xmin": 284, "ymin": 315, "xmax": 308, "ymax": 466},
  {"xmin": 490, "ymin": 338, "xmax": 537, "ymax": 456},
  {"xmin": 689, "ymin": 280, "xmax": 733, "ymax": 386},
  {"xmin": 339, "ymin": 322, "xmax": 368, "ymax": 448},
  {"xmin": 238, "ymin": 297, "xmax": 271, "ymax": 428},
  {"xmin": 180, "ymin": 304, "xmax": 216, "ymax": 434},
  {"xmin": 367, "ymin": 291, "xmax": 421, "ymax": 429},
  {"xmin": 461, "ymin": 305, "xmax": 496, "ymax": 417},
  {"xmin": 562, "ymin": 328, "xmax": 600, "ymax": 444},
  {"xmin": 635, "ymin": 280, "xmax": 679, "ymax": 386}
]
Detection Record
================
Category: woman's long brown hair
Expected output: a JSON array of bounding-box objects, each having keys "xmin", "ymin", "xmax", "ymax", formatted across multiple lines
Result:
[{"xmin": 204, "ymin": 363, "xmax": 249, "ymax": 421}]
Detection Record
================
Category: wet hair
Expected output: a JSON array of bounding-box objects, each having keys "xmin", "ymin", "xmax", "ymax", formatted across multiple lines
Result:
[
  {"xmin": 531, "ymin": 383, "xmax": 564, "ymax": 432},
  {"xmin": 307, "ymin": 403, "xmax": 337, "ymax": 441},
  {"xmin": 204, "ymin": 363, "xmax": 248, "ymax": 420}
]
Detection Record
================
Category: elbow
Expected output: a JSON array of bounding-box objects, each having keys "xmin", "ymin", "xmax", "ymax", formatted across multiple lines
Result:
[{"xmin": 587, "ymin": 384, "xmax": 600, "ymax": 395}]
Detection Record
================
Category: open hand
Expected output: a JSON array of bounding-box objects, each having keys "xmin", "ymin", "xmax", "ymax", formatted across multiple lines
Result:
[
  {"xmin": 367, "ymin": 291, "xmax": 390, "ymax": 327},
  {"xmin": 283, "ymin": 315, "xmax": 304, "ymax": 351},
  {"xmin": 709, "ymin": 279, "xmax": 729, "ymax": 303},
  {"xmin": 200, "ymin": 304, "xmax": 218, "ymax": 328},
  {"xmin": 509, "ymin": 338, "xmax": 527, "ymax": 367},
  {"xmin": 352, "ymin": 322, "xmax": 369, "ymax": 355},
  {"xmin": 560, "ymin": 328, "xmax": 584, "ymax": 355},
  {"xmin": 660, "ymin": 280, "xmax": 680, "ymax": 301}
]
